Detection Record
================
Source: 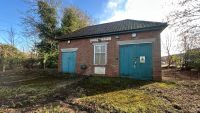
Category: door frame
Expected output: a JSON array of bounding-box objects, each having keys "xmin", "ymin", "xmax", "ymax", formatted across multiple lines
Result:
[
  {"xmin": 118, "ymin": 39, "xmax": 154, "ymax": 79},
  {"xmin": 117, "ymin": 38, "xmax": 155, "ymax": 45}
]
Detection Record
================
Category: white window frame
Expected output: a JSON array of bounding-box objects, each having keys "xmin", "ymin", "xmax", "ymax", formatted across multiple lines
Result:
[{"xmin": 93, "ymin": 42, "xmax": 108, "ymax": 65}]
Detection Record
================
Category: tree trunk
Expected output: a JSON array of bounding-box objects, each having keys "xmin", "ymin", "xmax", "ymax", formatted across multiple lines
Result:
[
  {"xmin": 168, "ymin": 56, "xmax": 171, "ymax": 68},
  {"xmin": 43, "ymin": 61, "xmax": 46, "ymax": 70},
  {"xmin": 167, "ymin": 49, "xmax": 171, "ymax": 68},
  {"xmin": 3, "ymin": 64, "xmax": 6, "ymax": 72}
]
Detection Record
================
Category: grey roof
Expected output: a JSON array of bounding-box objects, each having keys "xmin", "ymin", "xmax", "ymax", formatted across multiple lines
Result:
[{"xmin": 57, "ymin": 19, "xmax": 167, "ymax": 40}]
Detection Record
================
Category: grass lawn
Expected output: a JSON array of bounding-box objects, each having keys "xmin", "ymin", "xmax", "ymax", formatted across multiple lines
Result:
[{"xmin": 0, "ymin": 70, "xmax": 200, "ymax": 113}]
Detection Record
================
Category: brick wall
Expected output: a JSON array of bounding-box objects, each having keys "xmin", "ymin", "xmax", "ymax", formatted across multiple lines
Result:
[{"xmin": 58, "ymin": 30, "xmax": 162, "ymax": 80}]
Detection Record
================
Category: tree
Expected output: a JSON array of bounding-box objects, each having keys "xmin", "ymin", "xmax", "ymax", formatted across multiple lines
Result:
[
  {"xmin": 21, "ymin": 1, "xmax": 91, "ymax": 69},
  {"xmin": 0, "ymin": 27, "xmax": 17, "ymax": 46},
  {"xmin": 162, "ymin": 31, "xmax": 176, "ymax": 68},
  {"xmin": 60, "ymin": 6, "xmax": 90, "ymax": 35},
  {"xmin": 0, "ymin": 44, "xmax": 25, "ymax": 72},
  {"xmin": 168, "ymin": 0, "xmax": 200, "ymax": 50},
  {"xmin": 36, "ymin": 0, "xmax": 58, "ymax": 69},
  {"xmin": 168, "ymin": 0, "xmax": 200, "ymax": 69},
  {"xmin": 37, "ymin": 1, "xmax": 57, "ymax": 40},
  {"xmin": 22, "ymin": 0, "xmax": 59, "ymax": 69},
  {"xmin": 7, "ymin": 27, "xmax": 16, "ymax": 46}
]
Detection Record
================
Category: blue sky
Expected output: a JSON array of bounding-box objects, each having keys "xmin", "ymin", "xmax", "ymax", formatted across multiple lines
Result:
[
  {"xmin": 0, "ymin": 0, "xmax": 111, "ymax": 50},
  {"xmin": 62, "ymin": 0, "xmax": 108, "ymax": 21},
  {"xmin": 0, "ymin": 0, "xmax": 177, "ymax": 56}
]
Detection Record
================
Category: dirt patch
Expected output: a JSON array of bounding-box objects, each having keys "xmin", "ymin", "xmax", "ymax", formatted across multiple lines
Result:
[{"xmin": 162, "ymin": 69, "xmax": 200, "ymax": 81}]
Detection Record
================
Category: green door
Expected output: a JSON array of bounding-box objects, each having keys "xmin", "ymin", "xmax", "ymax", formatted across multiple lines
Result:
[
  {"xmin": 62, "ymin": 52, "xmax": 76, "ymax": 73},
  {"xmin": 119, "ymin": 43, "xmax": 153, "ymax": 80}
]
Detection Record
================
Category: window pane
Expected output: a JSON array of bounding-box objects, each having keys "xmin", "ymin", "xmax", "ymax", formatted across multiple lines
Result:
[
  {"xmin": 94, "ymin": 44, "xmax": 106, "ymax": 65},
  {"xmin": 99, "ymin": 53, "xmax": 105, "ymax": 64},
  {"xmin": 95, "ymin": 53, "xmax": 100, "ymax": 64},
  {"xmin": 101, "ymin": 46, "xmax": 105, "ymax": 53},
  {"xmin": 95, "ymin": 53, "xmax": 105, "ymax": 65},
  {"xmin": 95, "ymin": 46, "xmax": 101, "ymax": 53},
  {"xmin": 95, "ymin": 45, "xmax": 106, "ymax": 53}
]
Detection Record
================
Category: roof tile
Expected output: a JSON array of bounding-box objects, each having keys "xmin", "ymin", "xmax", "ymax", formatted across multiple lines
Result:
[{"xmin": 57, "ymin": 19, "xmax": 167, "ymax": 40}]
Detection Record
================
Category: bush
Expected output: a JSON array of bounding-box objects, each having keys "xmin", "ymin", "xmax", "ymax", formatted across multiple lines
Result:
[
  {"xmin": 22, "ymin": 58, "xmax": 41, "ymax": 69},
  {"xmin": 0, "ymin": 44, "xmax": 27, "ymax": 71},
  {"xmin": 187, "ymin": 49, "xmax": 200, "ymax": 71}
]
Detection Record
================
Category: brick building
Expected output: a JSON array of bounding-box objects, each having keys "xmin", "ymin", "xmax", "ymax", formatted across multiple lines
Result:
[{"xmin": 57, "ymin": 19, "xmax": 167, "ymax": 81}]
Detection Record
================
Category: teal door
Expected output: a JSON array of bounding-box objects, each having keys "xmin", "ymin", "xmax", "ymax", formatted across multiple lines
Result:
[
  {"xmin": 62, "ymin": 52, "xmax": 76, "ymax": 73},
  {"xmin": 119, "ymin": 43, "xmax": 153, "ymax": 80}
]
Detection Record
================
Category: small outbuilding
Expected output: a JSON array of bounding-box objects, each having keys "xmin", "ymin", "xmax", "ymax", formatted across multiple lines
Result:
[{"xmin": 57, "ymin": 19, "xmax": 167, "ymax": 81}]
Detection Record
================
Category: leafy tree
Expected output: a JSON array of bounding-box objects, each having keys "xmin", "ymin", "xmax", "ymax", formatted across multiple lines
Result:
[
  {"xmin": 60, "ymin": 6, "xmax": 90, "ymax": 34},
  {"xmin": 21, "ymin": 1, "xmax": 91, "ymax": 69},
  {"xmin": 35, "ymin": 0, "xmax": 58, "ymax": 69},
  {"xmin": 37, "ymin": 1, "xmax": 57, "ymax": 40}
]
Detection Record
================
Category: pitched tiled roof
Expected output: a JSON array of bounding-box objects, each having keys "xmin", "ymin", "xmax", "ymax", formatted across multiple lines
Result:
[{"xmin": 57, "ymin": 19, "xmax": 167, "ymax": 40}]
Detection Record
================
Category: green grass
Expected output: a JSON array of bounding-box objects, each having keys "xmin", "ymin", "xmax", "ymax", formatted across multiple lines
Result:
[
  {"xmin": 0, "ymin": 77, "xmax": 65, "ymax": 98},
  {"xmin": 76, "ymin": 76, "xmax": 153, "ymax": 96},
  {"xmin": 1, "ymin": 71, "xmax": 200, "ymax": 112},
  {"xmin": 0, "ymin": 72, "xmax": 77, "ymax": 108},
  {"xmin": 74, "ymin": 76, "xmax": 177, "ymax": 112},
  {"xmin": 78, "ymin": 89, "xmax": 171, "ymax": 113}
]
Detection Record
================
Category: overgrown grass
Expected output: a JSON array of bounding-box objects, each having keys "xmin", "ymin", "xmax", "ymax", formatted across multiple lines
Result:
[
  {"xmin": 0, "ymin": 72, "xmax": 76, "ymax": 108},
  {"xmin": 78, "ymin": 89, "xmax": 173, "ymax": 112},
  {"xmin": 76, "ymin": 76, "xmax": 153, "ymax": 96},
  {"xmin": 1, "ymin": 71, "xmax": 199, "ymax": 112},
  {"xmin": 0, "ymin": 76, "xmax": 67, "ymax": 98},
  {"xmin": 75, "ymin": 76, "xmax": 178, "ymax": 112}
]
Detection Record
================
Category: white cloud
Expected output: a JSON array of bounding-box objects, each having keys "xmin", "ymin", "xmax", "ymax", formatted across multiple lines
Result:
[
  {"xmin": 102, "ymin": 0, "xmax": 126, "ymax": 17},
  {"xmin": 107, "ymin": 0, "xmax": 121, "ymax": 9},
  {"xmin": 101, "ymin": 0, "xmax": 180, "ymax": 56},
  {"xmin": 101, "ymin": 0, "xmax": 174, "ymax": 23}
]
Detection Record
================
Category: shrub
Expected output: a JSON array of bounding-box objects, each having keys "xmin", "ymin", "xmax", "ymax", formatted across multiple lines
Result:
[{"xmin": 187, "ymin": 49, "xmax": 200, "ymax": 71}]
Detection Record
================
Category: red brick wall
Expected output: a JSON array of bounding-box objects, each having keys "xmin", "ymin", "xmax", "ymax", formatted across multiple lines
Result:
[{"xmin": 58, "ymin": 30, "xmax": 162, "ymax": 80}]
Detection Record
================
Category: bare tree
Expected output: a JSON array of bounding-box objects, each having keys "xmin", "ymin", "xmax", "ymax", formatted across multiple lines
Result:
[
  {"xmin": 162, "ymin": 31, "xmax": 176, "ymax": 67},
  {"xmin": 168, "ymin": 0, "xmax": 200, "ymax": 50},
  {"xmin": 167, "ymin": 0, "xmax": 200, "ymax": 69},
  {"xmin": 7, "ymin": 27, "xmax": 16, "ymax": 46},
  {"xmin": 0, "ymin": 27, "xmax": 17, "ymax": 46}
]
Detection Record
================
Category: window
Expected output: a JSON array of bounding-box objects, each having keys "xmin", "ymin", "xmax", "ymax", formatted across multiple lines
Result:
[{"xmin": 94, "ymin": 43, "xmax": 107, "ymax": 65}]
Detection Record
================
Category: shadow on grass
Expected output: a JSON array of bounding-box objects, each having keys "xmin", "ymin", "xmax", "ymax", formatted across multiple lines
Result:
[
  {"xmin": 0, "ymin": 70, "xmax": 169, "ymax": 112},
  {"xmin": 0, "ymin": 70, "xmax": 77, "ymax": 109},
  {"xmin": 73, "ymin": 76, "xmax": 155, "ymax": 96}
]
